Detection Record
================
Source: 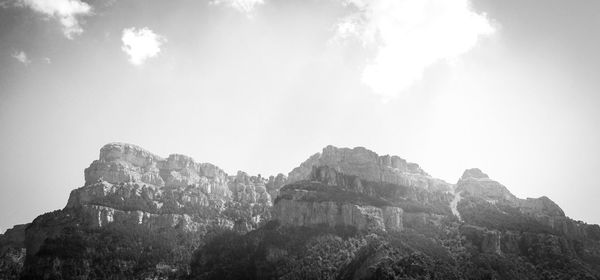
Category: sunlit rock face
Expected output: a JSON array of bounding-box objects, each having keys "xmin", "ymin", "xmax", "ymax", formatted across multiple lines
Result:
[
  {"xmin": 228, "ymin": 171, "xmax": 272, "ymax": 206},
  {"xmin": 29, "ymin": 143, "xmax": 274, "ymax": 255},
  {"xmin": 69, "ymin": 143, "xmax": 272, "ymax": 230},
  {"xmin": 84, "ymin": 143, "xmax": 231, "ymax": 196},
  {"xmin": 85, "ymin": 143, "xmax": 165, "ymax": 186},
  {"xmin": 518, "ymin": 196, "xmax": 565, "ymax": 217},
  {"xmin": 288, "ymin": 145, "xmax": 451, "ymax": 192},
  {"xmin": 456, "ymin": 168, "xmax": 517, "ymax": 203},
  {"xmin": 265, "ymin": 173, "xmax": 287, "ymax": 202}
]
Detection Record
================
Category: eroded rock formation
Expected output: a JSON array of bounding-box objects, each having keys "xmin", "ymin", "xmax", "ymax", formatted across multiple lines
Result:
[
  {"xmin": 288, "ymin": 146, "xmax": 452, "ymax": 192},
  {"xmin": 4, "ymin": 143, "xmax": 600, "ymax": 279}
]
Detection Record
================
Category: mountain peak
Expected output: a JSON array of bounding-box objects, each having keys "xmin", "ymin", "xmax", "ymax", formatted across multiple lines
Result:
[
  {"xmin": 461, "ymin": 168, "xmax": 489, "ymax": 180},
  {"xmin": 287, "ymin": 145, "xmax": 449, "ymax": 192}
]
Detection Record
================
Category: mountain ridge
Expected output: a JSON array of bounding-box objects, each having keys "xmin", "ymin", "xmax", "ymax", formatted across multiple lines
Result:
[{"xmin": 1, "ymin": 143, "xmax": 599, "ymax": 279}]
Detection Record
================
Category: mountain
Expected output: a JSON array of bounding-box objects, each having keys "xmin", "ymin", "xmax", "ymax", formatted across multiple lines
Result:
[{"xmin": 1, "ymin": 143, "xmax": 599, "ymax": 279}]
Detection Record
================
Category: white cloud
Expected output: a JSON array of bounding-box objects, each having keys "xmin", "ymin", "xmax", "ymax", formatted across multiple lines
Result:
[
  {"xmin": 335, "ymin": 0, "xmax": 495, "ymax": 100},
  {"xmin": 211, "ymin": 0, "xmax": 264, "ymax": 17},
  {"xmin": 12, "ymin": 50, "xmax": 31, "ymax": 65},
  {"xmin": 18, "ymin": 0, "xmax": 92, "ymax": 39},
  {"xmin": 121, "ymin": 27, "xmax": 166, "ymax": 66}
]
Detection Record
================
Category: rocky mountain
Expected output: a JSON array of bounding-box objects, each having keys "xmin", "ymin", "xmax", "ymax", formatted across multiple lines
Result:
[{"xmin": 1, "ymin": 143, "xmax": 600, "ymax": 279}]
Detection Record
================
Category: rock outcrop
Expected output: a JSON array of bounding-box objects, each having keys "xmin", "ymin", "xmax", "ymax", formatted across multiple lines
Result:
[
  {"xmin": 63, "ymin": 143, "xmax": 271, "ymax": 233},
  {"xmin": 288, "ymin": 146, "xmax": 451, "ymax": 192},
  {"xmin": 84, "ymin": 143, "xmax": 231, "ymax": 195},
  {"xmin": 20, "ymin": 143, "xmax": 277, "ymax": 279},
  {"xmin": 456, "ymin": 168, "xmax": 517, "ymax": 203},
  {"xmin": 5, "ymin": 143, "xmax": 600, "ymax": 280},
  {"xmin": 273, "ymin": 182, "xmax": 403, "ymax": 232}
]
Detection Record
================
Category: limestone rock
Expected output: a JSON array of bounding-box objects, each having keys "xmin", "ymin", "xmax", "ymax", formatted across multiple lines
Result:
[
  {"xmin": 228, "ymin": 171, "xmax": 272, "ymax": 206},
  {"xmin": 265, "ymin": 173, "xmax": 286, "ymax": 202},
  {"xmin": 288, "ymin": 145, "xmax": 451, "ymax": 192},
  {"xmin": 81, "ymin": 205, "xmax": 205, "ymax": 232},
  {"xmin": 24, "ymin": 142, "xmax": 275, "ymax": 267},
  {"xmin": 518, "ymin": 196, "xmax": 565, "ymax": 217},
  {"xmin": 456, "ymin": 168, "xmax": 517, "ymax": 203},
  {"xmin": 85, "ymin": 143, "xmax": 165, "ymax": 186},
  {"xmin": 273, "ymin": 192, "xmax": 402, "ymax": 232},
  {"xmin": 273, "ymin": 178, "xmax": 403, "ymax": 232},
  {"xmin": 64, "ymin": 143, "xmax": 275, "ymax": 233},
  {"xmin": 84, "ymin": 143, "xmax": 231, "ymax": 196}
]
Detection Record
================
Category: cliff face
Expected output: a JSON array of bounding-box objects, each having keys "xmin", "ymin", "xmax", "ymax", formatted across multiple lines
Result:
[
  {"xmin": 65, "ymin": 143, "xmax": 271, "ymax": 232},
  {"xmin": 192, "ymin": 146, "xmax": 600, "ymax": 280},
  {"xmin": 287, "ymin": 146, "xmax": 452, "ymax": 192},
  {"xmin": 84, "ymin": 143, "xmax": 231, "ymax": 194},
  {"xmin": 456, "ymin": 168, "xmax": 517, "ymax": 203},
  {"xmin": 20, "ymin": 143, "xmax": 276, "ymax": 279},
  {"xmin": 5, "ymin": 143, "xmax": 600, "ymax": 280},
  {"xmin": 272, "ymin": 175, "xmax": 403, "ymax": 232}
]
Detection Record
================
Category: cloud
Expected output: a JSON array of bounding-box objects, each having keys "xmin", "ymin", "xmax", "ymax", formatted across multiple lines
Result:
[
  {"xmin": 12, "ymin": 50, "xmax": 31, "ymax": 65},
  {"xmin": 18, "ymin": 0, "xmax": 92, "ymax": 39},
  {"xmin": 121, "ymin": 27, "xmax": 167, "ymax": 66},
  {"xmin": 334, "ymin": 0, "xmax": 495, "ymax": 99},
  {"xmin": 210, "ymin": 0, "xmax": 264, "ymax": 17}
]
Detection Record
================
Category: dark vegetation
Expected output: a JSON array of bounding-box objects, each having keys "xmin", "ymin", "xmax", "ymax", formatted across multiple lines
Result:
[
  {"xmin": 459, "ymin": 196, "xmax": 556, "ymax": 234},
  {"xmin": 21, "ymin": 222, "xmax": 209, "ymax": 280},
  {"xmin": 276, "ymin": 182, "xmax": 392, "ymax": 207}
]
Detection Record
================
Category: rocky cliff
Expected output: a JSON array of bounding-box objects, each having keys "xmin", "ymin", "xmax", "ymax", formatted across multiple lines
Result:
[
  {"xmin": 3, "ymin": 143, "xmax": 600, "ymax": 280},
  {"xmin": 287, "ymin": 146, "xmax": 452, "ymax": 192},
  {"xmin": 273, "ymin": 169, "xmax": 403, "ymax": 232},
  {"xmin": 192, "ymin": 146, "xmax": 600, "ymax": 280},
  {"xmin": 65, "ymin": 143, "xmax": 272, "ymax": 233},
  {"xmin": 18, "ymin": 143, "xmax": 277, "ymax": 279}
]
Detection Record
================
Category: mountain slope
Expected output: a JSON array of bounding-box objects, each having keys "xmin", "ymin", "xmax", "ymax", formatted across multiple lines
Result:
[{"xmin": 1, "ymin": 144, "xmax": 599, "ymax": 279}]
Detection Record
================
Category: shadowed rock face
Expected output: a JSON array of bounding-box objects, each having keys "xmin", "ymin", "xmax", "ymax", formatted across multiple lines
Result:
[
  {"xmin": 273, "ymin": 198, "xmax": 403, "ymax": 232},
  {"xmin": 0, "ymin": 224, "xmax": 27, "ymax": 280},
  {"xmin": 61, "ymin": 143, "xmax": 273, "ymax": 237},
  {"xmin": 272, "ymin": 180, "xmax": 404, "ymax": 232}
]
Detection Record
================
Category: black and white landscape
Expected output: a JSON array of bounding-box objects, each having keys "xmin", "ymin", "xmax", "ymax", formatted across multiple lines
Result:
[
  {"xmin": 2, "ymin": 143, "xmax": 600, "ymax": 279},
  {"xmin": 1, "ymin": 0, "xmax": 600, "ymax": 279}
]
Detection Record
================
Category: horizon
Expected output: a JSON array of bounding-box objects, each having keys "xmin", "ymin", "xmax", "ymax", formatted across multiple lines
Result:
[{"xmin": 2, "ymin": 0, "xmax": 600, "ymax": 233}]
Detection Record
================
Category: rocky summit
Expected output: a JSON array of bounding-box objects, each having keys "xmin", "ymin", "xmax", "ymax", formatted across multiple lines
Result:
[{"xmin": 1, "ymin": 143, "xmax": 600, "ymax": 280}]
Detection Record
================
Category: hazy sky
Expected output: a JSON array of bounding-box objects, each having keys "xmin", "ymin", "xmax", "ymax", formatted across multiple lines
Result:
[{"xmin": 1, "ymin": 0, "xmax": 599, "ymax": 233}]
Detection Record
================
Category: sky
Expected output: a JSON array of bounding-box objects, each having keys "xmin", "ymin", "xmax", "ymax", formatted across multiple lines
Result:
[{"xmin": 1, "ymin": 0, "xmax": 599, "ymax": 233}]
